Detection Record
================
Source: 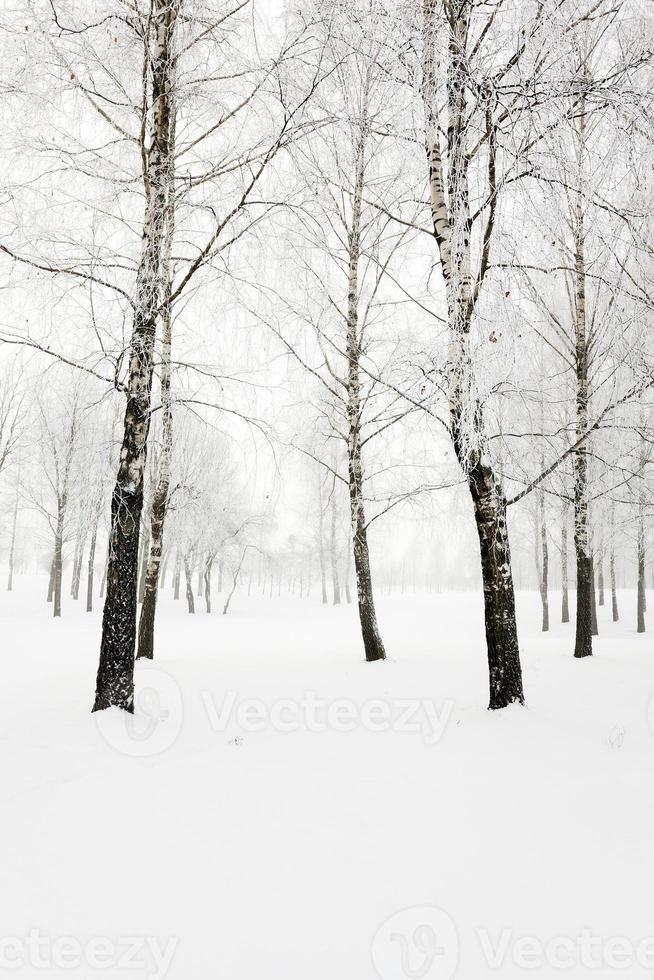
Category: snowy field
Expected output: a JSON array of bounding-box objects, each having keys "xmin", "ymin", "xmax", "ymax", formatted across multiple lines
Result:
[{"xmin": 1, "ymin": 577, "xmax": 654, "ymax": 980}]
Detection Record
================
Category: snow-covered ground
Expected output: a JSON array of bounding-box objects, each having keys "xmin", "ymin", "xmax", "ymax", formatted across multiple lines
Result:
[{"xmin": 1, "ymin": 577, "xmax": 653, "ymax": 979}]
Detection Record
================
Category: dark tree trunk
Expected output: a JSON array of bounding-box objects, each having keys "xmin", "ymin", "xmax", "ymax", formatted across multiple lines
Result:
[
  {"xmin": 572, "ymin": 99, "xmax": 593, "ymax": 660},
  {"xmin": 469, "ymin": 468, "xmax": 524, "ymax": 709},
  {"xmin": 572, "ymin": 413, "xmax": 593, "ymax": 658},
  {"xmin": 94, "ymin": 489, "xmax": 141, "ymax": 710},
  {"xmin": 93, "ymin": 0, "xmax": 178, "ymax": 714}
]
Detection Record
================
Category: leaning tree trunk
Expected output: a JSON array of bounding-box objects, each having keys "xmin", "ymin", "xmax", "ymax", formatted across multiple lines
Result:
[
  {"xmin": 561, "ymin": 517, "xmax": 570, "ymax": 623},
  {"xmin": 422, "ymin": 0, "xmax": 523, "ymax": 708},
  {"xmin": 93, "ymin": 0, "xmax": 179, "ymax": 713},
  {"xmin": 343, "ymin": 114, "xmax": 386, "ymax": 662}
]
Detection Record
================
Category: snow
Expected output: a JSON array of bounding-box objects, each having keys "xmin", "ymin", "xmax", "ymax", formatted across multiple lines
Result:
[{"xmin": 1, "ymin": 578, "xmax": 653, "ymax": 979}]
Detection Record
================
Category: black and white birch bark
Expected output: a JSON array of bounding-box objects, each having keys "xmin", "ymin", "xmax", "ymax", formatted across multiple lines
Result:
[
  {"xmin": 93, "ymin": 0, "xmax": 180, "ymax": 712},
  {"xmin": 422, "ymin": 0, "xmax": 523, "ymax": 707}
]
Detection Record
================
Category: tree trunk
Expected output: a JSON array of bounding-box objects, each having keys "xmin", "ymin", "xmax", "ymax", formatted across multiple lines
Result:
[
  {"xmin": 184, "ymin": 555, "xmax": 195, "ymax": 614},
  {"xmin": 7, "ymin": 483, "xmax": 19, "ymax": 591},
  {"xmin": 344, "ymin": 551, "xmax": 352, "ymax": 605},
  {"xmin": 136, "ymin": 183, "xmax": 175, "ymax": 661},
  {"xmin": 330, "ymin": 473, "xmax": 341, "ymax": 606},
  {"xmin": 71, "ymin": 531, "xmax": 85, "ymax": 600},
  {"xmin": 470, "ymin": 469, "xmax": 524, "ymax": 708},
  {"xmin": 99, "ymin": 542, "xmax": 109, "ymax": 599},
  {"xmin": 590, "ymin": 557, "xmax": 598, "ymax": 636},
  {"xmin": 318, "ymin": 477, "xmax": 328, "ymax": 604},
  {"xmin": 173, "ymin": 549, "xmax": 181, "ymax": 599},
  {"xmin": 343, "ymin": 112, "xmax": 386, "ymax": 662},
  {"xmin": 94, "ymin": 0, "xmax": 179, "ymax": 713},
  {"xmin": 86, "ymin": 523, "xmax": 97, "ymax": 613},
  {"xmin": 597, "ymin": 550, "xmax": 605, "ymax": 606},
  {"xmin": 47, "ymin": 556, "xmax": 55, "ymax": 603},
  {"xmin": 538, "ymin": 493, "xmax": 549, "ymax": 632},
  {"xmin": 572, "ymin": 117, "xmax": 593, "ymax": 659},
  {"xmin": 204, "ymin": 556, "xmax": 213, "ymax": 613},
  {"xmin": 610, "ymin": 545, "xmax": 619, "ymax": 622},
  {"xmin": 422, "ymin": 0, "xmax": 524, "ymax": 708},
  {"xmin": 137, "ymin": 508, "xmax": 151, "ymax": 604},
  {"xmin": 53, "ymin": 508, "xmax": 64, "ymax": 619},
  {"xmin": 637, "ymin": 511, "xmax": 646, "ymax": 633},
  {"xmin": 223, "ymin": 549, "xmax": 248, "ymax": 615},
  {"xmin": 561, "ymin": 518, "xmax": 570, "ymax": 623},
  {"xmin": 160, "ymin": 552, "xmax": 169, "ymax": 590}
]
